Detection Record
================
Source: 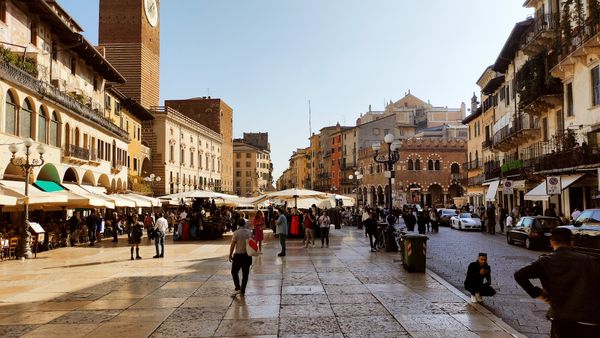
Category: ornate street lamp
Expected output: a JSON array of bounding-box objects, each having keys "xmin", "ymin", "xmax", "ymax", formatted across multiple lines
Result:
[
  {"xmin": 9, "ymin": 138, "xmax": 46, "ymax": 259},
  {"xmin": 372, "ymin": 134, "xmax": 400, "ymax": 211},
  {"xmin": 348, "ymin": 170, "xmax": 363, "ymax": 207},
  {"xmin": 349, "ymin": 170, "xmax": 363, "ymax": 227}
]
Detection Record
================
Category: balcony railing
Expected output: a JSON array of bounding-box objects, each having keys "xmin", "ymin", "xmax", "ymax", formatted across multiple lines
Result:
[
  {"xmin": 493, "ymin": 114, "xmax": 540, "ymax": 149},
  {"xmin": 484, "ymin": 160, "xmax": 500, "ymax": 180},
  {"xmin": 0, "ymin": 61, "xmax": 129, "ymax": 140},
  {"xmin": 520, "ymin": 130, "xmax": 600, "ymax": 172},
  {"xmin": 465, "ymin": 159, "xmax": 483, "ymax": 171},
  {"xmin": 64, "ymin": 144, "xmax": 90, "ymax": 161},
  {"xmin": 482, "ymin": 139, "xmax": 493, "ymax": 149},
  {"xmin": 467, "ymin": 174, "xmax": 484, "ymax": 186},
  {"xmin": 522, "ymin": 13, "xmax": 559, "ymax": 56},
  {"xmin": 450, "ymin": 172, "xmax": 466, "ymax": 181}
]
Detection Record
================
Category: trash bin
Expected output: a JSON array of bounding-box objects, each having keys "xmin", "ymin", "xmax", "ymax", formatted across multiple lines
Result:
[
  {"xmin": 401, "ymin": 234, "xmax": 428, "ymax": 272},
  {"xmin": 384, "ymin": 226, "xmax": 398, "ymax": 252}
]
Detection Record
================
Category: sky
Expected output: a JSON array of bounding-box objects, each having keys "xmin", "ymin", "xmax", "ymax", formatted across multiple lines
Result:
[{"xmin": 59, "ymin": 0, "xmax": 532, "ymax": 181}]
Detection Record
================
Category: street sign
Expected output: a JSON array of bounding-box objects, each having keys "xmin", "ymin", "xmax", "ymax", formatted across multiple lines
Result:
[
  {"xmin": 503, "ymin": 180, "xmax": 513, "ymax": 195},
  {"xmin": 546, "ymin": 176, "xmax": 561, "ymax": 195}
]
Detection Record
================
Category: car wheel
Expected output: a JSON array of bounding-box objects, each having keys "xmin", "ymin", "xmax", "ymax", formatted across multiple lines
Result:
[
  {"xmin": 507, "ymin": 233, "xmax": 513, "ymax": 245},
  {"xmin": 525, "ymin": 237, "xmax": 533, "ymax": 250}
]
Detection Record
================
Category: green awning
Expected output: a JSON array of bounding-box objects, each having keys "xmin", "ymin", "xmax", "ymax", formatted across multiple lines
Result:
[{"xmin": 34, "ymin": 180, "xmax": 65, "ymax": 192}]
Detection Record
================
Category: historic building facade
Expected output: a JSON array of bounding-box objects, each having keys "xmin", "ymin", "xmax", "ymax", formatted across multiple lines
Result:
[
  {"xmin": 0, "ymin": 0, "xmax": 129, "ymax": 194},
  {"xmin": 165, "ymin": 98, "xmax": 234, "ymax": 194},
  {"xmin": 233, "ymin": 139, "xmax": 272, "ymax": 197},
  {"xmin": 142, "ymin": 106, "xmax": 223, "ymax": 196}
]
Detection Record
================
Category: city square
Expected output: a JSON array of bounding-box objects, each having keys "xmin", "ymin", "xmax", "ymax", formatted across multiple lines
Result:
[{"xmin": 1, "ymin": 0, "xmax": 600, "ymax": 337}]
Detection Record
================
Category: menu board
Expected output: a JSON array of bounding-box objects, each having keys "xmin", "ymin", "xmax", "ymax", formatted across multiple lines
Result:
[{"xmin": 28, "ymin": 222, "xmax": 45, "ymax": 234}]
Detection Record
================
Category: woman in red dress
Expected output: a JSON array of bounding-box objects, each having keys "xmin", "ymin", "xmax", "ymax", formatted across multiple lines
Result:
[{"xmin": 252, "ymin": 210, "xmax": 265, "ymax": 252}]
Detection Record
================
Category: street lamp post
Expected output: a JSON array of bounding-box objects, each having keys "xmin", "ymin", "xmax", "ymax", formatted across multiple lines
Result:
[
  {"xmin": 348, "ymin": 170, "xmax": 363, "ymax": 207},
  {"xmin": 349, "ymin": 170, "xmax": 363, "ymax": 227},
  {"xmin": 144, "ymin": 174, "xmax": 161, "ymax": 213},
  {"xmin": 372, "ymin": 134, "xmax": 400, "ymax": 211},
  {"xmin": 9, "ymin": 138, "xmax": 46, "ymax": 259}
]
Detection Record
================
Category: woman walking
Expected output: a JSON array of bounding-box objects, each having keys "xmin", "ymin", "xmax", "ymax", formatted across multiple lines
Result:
[
  {"xmin": 303, "ymin": 209, "xmax": 315, "ymax": 248},
  {"xmin": 252, "ymin": 210, "xmax": 265, "ymax": 252},
  {"xmin": 318, "ymin": 210, "xmax": 331, "ymax": 248},
  {"xmin": 129, "ymin": 214, "xmax": 144, "ymax": 260}
]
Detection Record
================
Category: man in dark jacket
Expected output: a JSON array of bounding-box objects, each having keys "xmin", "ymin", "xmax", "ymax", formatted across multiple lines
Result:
[
  {"xmin": 87, "ymin": 210, "xmax": 98, "ymax": 246},
  {"xmin": 364, "ymin": 212, "xmax": 379, "ymax": 252},
  {"xmin": 464, "ymin": 253, "xmax": 495, "ymax": 303},
  {"xmin": 486, "ymin": 202, "xmax": 496, "ymax": 234},
  {"xmin": 514, "ymin": 228, "xmax": 600, "ymax": 338}
]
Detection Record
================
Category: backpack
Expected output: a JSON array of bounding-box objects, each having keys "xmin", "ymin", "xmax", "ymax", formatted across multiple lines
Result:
[{"xmin": 246, "ymin": 238, "xmax": 260, "ymax": 256}]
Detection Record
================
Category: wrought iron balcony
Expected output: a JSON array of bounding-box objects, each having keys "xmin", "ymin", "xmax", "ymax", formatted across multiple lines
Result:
[
  {"xmin": 481, "ymin": 139, "xmax": 493, "ymax": 150},
  {"xmin": 522, "ymin": 13, "xmax": 559, "ymax": 56},
  {"xmin": 521, "ymin": 131, "xmax": 600, "ymax": 172},
  {"xmin": 62, "ymin": 144, "xmax": 90, "ymax": 164},
  {"xmin": 484, "ymin": 160, "xmax": 500, "ymax": 181},
  {"xmin": 0, "ymin": 60, "xmax": 129, "ymax": 140},
  {"xmin": 493, "ymin": 114, "xmax": 540, "ymax": 152},
  {"xmin": 467, "ymin": 174, "xmax": 484, "ymax": 187},
  {"xmin": 465, "ymin": 159, "xmax": 483, "ymax": 171}
]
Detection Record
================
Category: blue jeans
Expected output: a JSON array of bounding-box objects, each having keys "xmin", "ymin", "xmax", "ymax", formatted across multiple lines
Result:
[
  {"xmin": 279, "ymin": 234, "xmax": 287, "ymax": 254},
  {"xmin": 154, "ymin": 231, "xmax": 165, "ymax": 256}
]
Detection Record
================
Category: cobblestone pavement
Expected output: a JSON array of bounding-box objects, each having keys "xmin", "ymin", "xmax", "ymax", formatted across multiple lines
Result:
[
  {"xmin": 424, "ymin": 225, "xmax": 551, "ymax": 338},
  {"xmin": 0, "ymin": 226, "xmax": 519, "ymax": 337}
]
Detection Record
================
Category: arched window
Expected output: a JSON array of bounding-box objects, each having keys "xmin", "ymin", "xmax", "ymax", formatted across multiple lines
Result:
[
  {"xmin": 451, "ymin": 163, "xmax": 460, "ymax": 174},
  {"xmin": 5, "ymin": 91, "xmax": 16, "ymax": 135},
  {"xmin": 415, "ymin": 159, "xmax": 421, "ymax": 171},
  {"xmin": 407, "ymin": 159, "xmax": 414, "ymax": 170},
  {"xmin": 428, "ymin": 159, "xmax": 434, "ymax": 170},
  {"xmin": 38, "ymin": 106, "xmax": 47, "ymax": 143},
  {"xmin": 435, "ymin": 160, "xmax": 440, "ymax": 171},
  {"xmin": 49, "ymin": 112, "xmax": 59, "ymax": 147},
  {"xmin": 20, "ymin": 99, "xmax": 33, "ymax": 138}
]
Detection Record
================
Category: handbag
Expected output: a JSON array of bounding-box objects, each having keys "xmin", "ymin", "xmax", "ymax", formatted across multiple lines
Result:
[{"xmin": 149, "ymin": 228, "xmax": 157, "ymax": 240}]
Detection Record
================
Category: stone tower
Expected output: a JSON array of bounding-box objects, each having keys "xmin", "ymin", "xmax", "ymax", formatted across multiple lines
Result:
[{"xmin": 99, "ymin": 0, "xmax": 160, "ymax": 108}]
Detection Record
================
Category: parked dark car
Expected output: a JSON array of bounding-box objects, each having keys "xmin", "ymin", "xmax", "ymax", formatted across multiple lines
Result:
[
  {"xmin": 558, "ymin": 209, "xmax": 600, "ymax": 254},
  {"xmin": 438, "ymin": 209, "xmax": 457, "ymax": 227},
  {"xmin": 507, "ymin": 216, "xmax": 562, "ymax": 250}
]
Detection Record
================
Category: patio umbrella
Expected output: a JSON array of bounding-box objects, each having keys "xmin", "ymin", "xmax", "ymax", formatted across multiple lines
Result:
[{"xmin": 255, "ymin": 188, "xmax": 328, "ymax": 209}]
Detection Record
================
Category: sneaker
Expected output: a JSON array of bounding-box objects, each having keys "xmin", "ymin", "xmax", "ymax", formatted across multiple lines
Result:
[
  {"xmin": 470, "ymin": 295, "xmax": 477, "ymax": 303},
  {"xmin": 475, "ymin": 293, "xmax": 483, "ymax": 303}
]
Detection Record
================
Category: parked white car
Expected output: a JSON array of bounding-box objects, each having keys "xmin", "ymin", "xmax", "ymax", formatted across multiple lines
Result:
[{"xmin": 450, "ymin": 213, "xmax": 482, "ymax": 230}]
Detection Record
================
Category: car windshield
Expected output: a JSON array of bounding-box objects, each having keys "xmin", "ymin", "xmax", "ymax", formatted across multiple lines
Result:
[
  {"xmin": 535, "ymin": 218, "xmax": 561, "ymax": 230},
  {"xmin": 576, "ymin": 210, "xmax": 600, "ymax": 224},
  {"xmin": 460, "ymin": 213, "xmax": 475, "ymax": 218}
]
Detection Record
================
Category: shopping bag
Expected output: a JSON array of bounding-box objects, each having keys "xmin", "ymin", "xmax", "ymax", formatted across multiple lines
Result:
[{"xmin": 246, "ymin": 238, "xmax": 260, "ymax": 256}]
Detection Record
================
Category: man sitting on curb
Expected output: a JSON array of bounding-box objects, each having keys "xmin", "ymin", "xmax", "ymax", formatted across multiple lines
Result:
[{"xmin": 464, "ymin": 252, "xmax": 496, "ymax": 303}]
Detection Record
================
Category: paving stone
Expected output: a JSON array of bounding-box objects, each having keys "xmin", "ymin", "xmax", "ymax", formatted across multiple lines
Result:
[
  {"xmin": 151, "ymin": 319, "xmax": 220, "ymax": 338},
  {"xmin": 280, "ymin": 294, "xmax": 329, "ymax": 305},
  {"xmin": 214, "ymin": 319, "xmax": 279, "ymax": 336},
  {"xmin": 337, "ymin": 315, "xmax": 405, "ymax": 335},
  {"xmin": 20, "ymin": 323, "xmax": 99, "ymax": 338},
  {"xmin": 50, "ymin": 310, "xmax": 122, "ymax": 324},
  {"xmin": 280, "ymin": 304, "xmax": 334, "ymax": 317},
  {"xmin": 0, "ymin": 325, "xmax": 39, "ymax": 338},
  {"xmin": 278, "ymin": 316, "xmax": 341, "ymax": 335},
  {"xmin": 331, "ymin": 302, "xmax": 390, "ymax": 317},
  {"xmin": 166, "ymin": 306, "xmax": 228, "ymax": 321}
]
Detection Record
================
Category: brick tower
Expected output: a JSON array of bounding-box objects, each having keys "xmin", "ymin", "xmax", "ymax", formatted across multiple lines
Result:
[{"xmin": 99, "ymin": 0, "xmax": 160, "ymax": 109}]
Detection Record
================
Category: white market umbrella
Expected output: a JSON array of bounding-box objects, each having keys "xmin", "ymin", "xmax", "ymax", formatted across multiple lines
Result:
[{"xmin": 254, "ymin": 188, "xmax": 329, "ymax": 209}]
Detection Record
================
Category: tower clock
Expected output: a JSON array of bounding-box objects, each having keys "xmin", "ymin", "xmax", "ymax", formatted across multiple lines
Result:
[{"xmin": 99, "ymin": 0, "xmax": 160, "ymax": 109}]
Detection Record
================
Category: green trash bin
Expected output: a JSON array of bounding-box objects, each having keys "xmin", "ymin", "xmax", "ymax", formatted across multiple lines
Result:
[{"xmin": 402, "ymin": 234, "xmax": 428, "ymax": 272}]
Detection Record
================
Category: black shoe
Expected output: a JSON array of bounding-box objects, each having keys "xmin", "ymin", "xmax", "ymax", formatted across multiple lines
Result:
[
  {"xmin": 131, "ymin": 257, "xmax": 134, "ymax": 260},
  {"xmin": 277, "ymin": 253, "xmax": 286, "ymax": 257},
  {"xmin": 136, "ymin": 256, "xmax": 142, "ymax": 259},
  {"xmin": 153, "ymin": 255, "xmax": 160, "ymax": 259},
  {"xmin": 159, "ymin": 255, "xmax": 164, "ymax": 258}
]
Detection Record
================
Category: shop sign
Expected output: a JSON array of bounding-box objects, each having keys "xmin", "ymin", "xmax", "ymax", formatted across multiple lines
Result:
[
  {"xmin": 503, "ymin": 180, "xmax": 513, "ymax": 195},
  {"xmin": 546, "ymin": 176, "xmax": 561, "ymax": 195}
]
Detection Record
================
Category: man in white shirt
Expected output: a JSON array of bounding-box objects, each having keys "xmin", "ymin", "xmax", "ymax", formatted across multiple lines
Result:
[
  {"xmin": 154, "ymin": 213, "xmax": 168, "ymax": 258},
  {"xmin": 229, "ymin": 221, "xmax": 252, "ymax": 296}
]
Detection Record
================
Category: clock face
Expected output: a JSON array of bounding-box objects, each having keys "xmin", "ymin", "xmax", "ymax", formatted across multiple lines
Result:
[{"xmin": 144, "ymin": 0, "xmax": 158, "ymax": 27}]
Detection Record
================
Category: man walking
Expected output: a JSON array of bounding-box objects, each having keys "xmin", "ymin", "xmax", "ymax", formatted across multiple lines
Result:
[
  {"xmin": 486, "ymin": 202, "xmax": 496, "ymax": 234},
  {"xmin": 229, "ymin": 219, "xmax": 253, "ymax": 297},
  {"xmin": 514, "ymin": 228, "xmax": 600, "ymax": 338},
  {"xmin": 275, "ymin": 209, "xmax": 288, "ymax": 257},
  {"xmin": 464, "ymin": 253, "xmax": 496, "ymax": 303},
  {"xmin": 153, "ymin": 212, "xmax": 168, "ymax": 258},
  {"xmin": 87, "ymin": 210, "xmax": 98, "ymax": 246}
]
